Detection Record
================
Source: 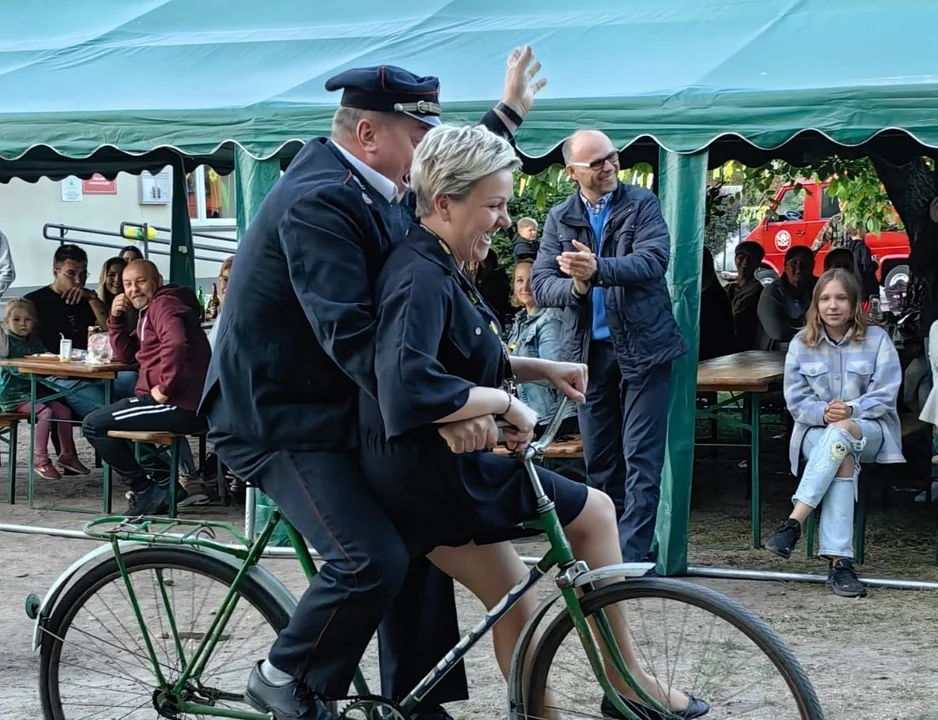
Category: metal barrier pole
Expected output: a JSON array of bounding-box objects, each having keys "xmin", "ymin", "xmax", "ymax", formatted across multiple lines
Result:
[{"xmin": 3, "ymin": 522, "xmax": 938, "ymax": 591}]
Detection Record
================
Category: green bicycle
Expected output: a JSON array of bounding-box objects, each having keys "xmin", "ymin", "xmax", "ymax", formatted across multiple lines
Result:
[{"xmin": 29, "ymin": 400, "xmax": 824, "ymax": 719}]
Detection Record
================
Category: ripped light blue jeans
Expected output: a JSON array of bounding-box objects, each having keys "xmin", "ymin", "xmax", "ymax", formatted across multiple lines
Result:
[{"xmin": 795, "ymin": 419, "xmax": 884, "ymax": 558}]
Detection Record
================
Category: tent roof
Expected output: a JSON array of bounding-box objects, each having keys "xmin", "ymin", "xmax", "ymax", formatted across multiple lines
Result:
[{"xmin": 2, "ymin": 0, "xmax": 938, "ymax": 173}]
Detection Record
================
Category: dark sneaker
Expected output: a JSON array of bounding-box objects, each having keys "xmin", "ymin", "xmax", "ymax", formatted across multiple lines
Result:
[
  {"xmin": 765, "ymin": 519, "xmax": 801, "ymax": 559},
  {"xmin": 126, "ymin": 482, "xmax": 191, "ymax": 516},
  {"xmin": 126, "ymin": 483, "xmax": 170, "ymax": 516},
  {"xmin": 245, "ymin": 661, "xmax": 337, "ymax": 719},
  {"xmin": 601, "ymin": 692, "xmax": 710, "ymax": 719},
  {"xmin": 828, "ymin": 559, "xmax": 868, "ymax": 598}
]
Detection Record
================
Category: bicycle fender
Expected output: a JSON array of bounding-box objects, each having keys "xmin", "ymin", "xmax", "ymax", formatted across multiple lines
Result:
[
  {"xmin": 32, "ymin": 542, "xmax": 298, "ymax": 651},
  {"xmin": 506, "ymin": 589, "xmax": 562, "ymax": 719},
  {"xmin": 572, "ymin": 562, "xmax": 656, "ymax": 587}
]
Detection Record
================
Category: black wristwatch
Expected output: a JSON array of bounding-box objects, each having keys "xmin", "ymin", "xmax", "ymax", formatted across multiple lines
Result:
[{"xmin": 496, "ymin": 101, "xmax": 524, "ymax": 127}]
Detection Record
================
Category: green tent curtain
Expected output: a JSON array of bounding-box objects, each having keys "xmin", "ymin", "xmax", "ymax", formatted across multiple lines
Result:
[{"xmin": 654, "ymin": 149, "xmax": 708, "ymax": 576}]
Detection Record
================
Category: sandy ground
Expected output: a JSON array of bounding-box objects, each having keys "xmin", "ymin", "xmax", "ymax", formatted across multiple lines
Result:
[{"xmin": 1, "ymin": 430, "xmax": 938, "ymax": 719}]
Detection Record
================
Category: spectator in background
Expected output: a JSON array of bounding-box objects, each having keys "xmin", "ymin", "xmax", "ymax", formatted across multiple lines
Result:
[
  {"xmin": 532, "ymin": 129, "xmax": 686, "ymax": 562},
  {"xmin": 96, "ymin": 256, "xmax": 127, "ymax": 313},
  {"xmin": 824, "ymin": 247, "xmax": 856, "ymax": 274},
  {"xmin": 726, "ymin": 241, "xmax": 765, "ymax": 351},
  {"xmin": 26, "ymin": 244, "xmax": 109, "ymax": 353},
  {"xmin": 83, "ymin": 260, "xmax": 210, "ymax": 515},
  {"xmin": 468, "ymin": 248, "xmax": 513, "ymax": 328},
  {"xmin": 698, "ymin": 247, "xmax": 735, "ymax": 361},
  {"xmin": 767, "ymin": 269, "xmax": 903, "ymax": 597},
  {"xmin": 207, "ymin": 256, "xmax": 234, "ymax": 351},
  {"xmin": 0, "ymin": 228, "xmax": 16, "ymax": 297},
  {"xmin": 507, "ymin": 257, "xmax": 579, "ymax": 437},
  {"xmin": 513, "ymin": 216, "xmax": 539, "ymax": 260},
  {"xmin": 120, "ymin": 245, "xmax": 144, "ymax": 264},
  {"xmin": 0, "ymin": 299, "xmax": 88, "ymax": 479},
  {"xmin": 756, "ymin": 245, "xmax": 817, "ymax": 351},
  {"xmin": 843, "ymin": 223, "xmax": 880, "ymax": 301}
]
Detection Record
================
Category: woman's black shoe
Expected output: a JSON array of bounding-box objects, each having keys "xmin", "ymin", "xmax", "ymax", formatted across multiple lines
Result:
[
  {"xmin": 765, "ymin": 519, "xmax": 801, "ymax": 559},
  {"xmin": 828, "ymin": 559, "xmax": 867, "ymax": 598},
  {"xmin": 600, "ymin": 692, "xmax": 710, "ymax": 719}
]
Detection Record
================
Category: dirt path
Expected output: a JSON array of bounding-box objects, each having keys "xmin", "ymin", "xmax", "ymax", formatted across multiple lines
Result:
[{"xmin": 2, "ymin": 503, "xmax": 937, "ymax": 719}]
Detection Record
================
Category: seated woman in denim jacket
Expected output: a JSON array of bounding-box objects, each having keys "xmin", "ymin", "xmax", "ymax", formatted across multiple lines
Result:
[
  {"xmin": 506, "ymin": 257, "xmax": 579, "ymax": 438},
  {"xmin": 766, "ymin": 268, "xmax": 904, "ymax": 597}
]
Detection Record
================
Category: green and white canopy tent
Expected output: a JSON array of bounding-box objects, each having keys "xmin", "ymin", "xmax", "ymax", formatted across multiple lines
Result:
[{"xmin": 3, "ymin": 0, "xmax": 937, "ymax": 572}]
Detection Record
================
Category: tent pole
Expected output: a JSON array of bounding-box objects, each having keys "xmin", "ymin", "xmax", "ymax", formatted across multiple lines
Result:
[
  {"xmin": 653, "ymin": 148, "xmax": 708, "ymax": 577},
  {"xmin": 169, "ymin": 153, "xmax": 195, "ymax": 288},
  {"xmin": 233, "ymin": 148, "xmax": 286, "ymax": 542}
]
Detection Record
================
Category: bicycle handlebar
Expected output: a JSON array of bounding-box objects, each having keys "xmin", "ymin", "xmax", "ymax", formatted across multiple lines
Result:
[{"xmin": 529, "ymin": 396, "xmax": 573, "ymax": 455}]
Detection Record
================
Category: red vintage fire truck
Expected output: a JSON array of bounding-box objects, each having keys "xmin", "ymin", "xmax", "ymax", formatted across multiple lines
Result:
[{"xmin": 744, "ymin": 181, "xmax": 910, "ymax": 287}]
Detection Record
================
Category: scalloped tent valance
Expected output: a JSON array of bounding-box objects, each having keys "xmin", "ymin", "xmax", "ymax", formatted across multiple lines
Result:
[{"xmin": 1, "ymin": 0, "xmax": 938, "ymax": 174}]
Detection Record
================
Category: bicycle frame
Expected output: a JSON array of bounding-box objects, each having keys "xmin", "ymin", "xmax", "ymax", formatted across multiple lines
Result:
[{"xmin": 77, "ymin": 399, "xmax": 664, "ymax": 720}]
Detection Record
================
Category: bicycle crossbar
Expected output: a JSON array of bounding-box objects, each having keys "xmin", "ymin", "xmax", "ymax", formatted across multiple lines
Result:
[{"xmin": 3, "ymin": 522, "xmax": 938, "ymax": 591}]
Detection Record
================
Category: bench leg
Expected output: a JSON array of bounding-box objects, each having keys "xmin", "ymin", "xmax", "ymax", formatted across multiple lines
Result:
[
  {"xmin": 854, "ymin": 475, "xmax": 867, "ymax": 565},
  {"xmin": 805, "ymin": 511, "xmax": 816, "ymax": 559},
  {"xmin": 5, "ymin": 423, "xmax": 17, "ymax": 504},
  {"xmin": 168, "ymin": 439, "xmax": 179, "ymax": 519},
  {"xmin": 749, "ymin": 393, "xmax": 762, "ymax": 547}
]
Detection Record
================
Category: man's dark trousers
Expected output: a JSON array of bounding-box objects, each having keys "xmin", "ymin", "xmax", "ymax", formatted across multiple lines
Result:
[
  {"xmin": 212, "ymin": 438, "xmax": 467, "ymax": 708},
  {"xmin": 577, "ymin": 339, "xmax": 672, "ymax": 562}
]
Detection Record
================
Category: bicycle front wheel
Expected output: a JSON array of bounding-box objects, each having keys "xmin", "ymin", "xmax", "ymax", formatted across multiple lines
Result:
[
  {"xmin": 39, "ymin": 547, "xmax": 291, "ymax": 720},
  {"xmin": 523, "ymin": 578, "xmax": 824, "ymax": 719}
]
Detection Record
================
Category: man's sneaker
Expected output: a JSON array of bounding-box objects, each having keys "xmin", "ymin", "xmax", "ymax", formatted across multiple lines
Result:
[
  {"xmin": 244, "ymin": 661, "xmax": 337, "ymax": 719},
  {"xmin": 827, "ymin": 559, "xmax": 868, "ymax": 598},
  {"xmin": 601, "ymin": 692, "xmax": 710, "ymax": 719},
  {"xmin": 126, "ymin": 483, "xmax": 170, "ymax": 516},
  {"xmin": 765, "ymin": 519, "xmax": 801, "ymax": 559}
]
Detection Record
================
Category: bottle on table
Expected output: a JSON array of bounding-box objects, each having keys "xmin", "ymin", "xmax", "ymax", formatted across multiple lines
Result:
[
  {"xmin": 197, "ymin": 286, "xmax": 206, "ymax": 323},
  {"xmin": 206, "ymin": 283, "xmax": 221, "ymax": 320}
]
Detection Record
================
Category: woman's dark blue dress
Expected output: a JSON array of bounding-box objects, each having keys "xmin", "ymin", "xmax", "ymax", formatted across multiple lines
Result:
[{"xmin": 359, "ymin": 225, "xmax": 588, "ymax": 556}]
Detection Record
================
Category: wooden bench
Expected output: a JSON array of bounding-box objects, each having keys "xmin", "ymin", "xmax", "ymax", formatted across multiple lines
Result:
[
  {"xmin": 493, "ymin": 435, "xmax": 586, "ymax": 480},
  {"xmin": 107, "ymin": 430, "xmax": 195, "ymax": 518},
  {"xmin": 2, "ymin": 412, "xmax": 30, "ymax": 504}
]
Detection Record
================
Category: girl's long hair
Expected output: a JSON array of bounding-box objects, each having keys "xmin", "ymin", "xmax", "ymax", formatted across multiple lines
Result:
[
  {"xmin": 802, "ymin": 268, "xmax": 869, "ymax": 347},
  {"xmin": 97, "ymin": 256, "xmax": 126, "ymax": 304}
]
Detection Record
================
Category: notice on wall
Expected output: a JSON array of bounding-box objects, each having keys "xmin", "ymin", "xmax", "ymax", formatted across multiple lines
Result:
[
  {"xmin": 140, "ymin": 167, "xmax": 172, "ymax": 205},
  {"xmin": 82, "ymin": 173, "xmax": 117, "ymax": 194},
  {"xmin": 60, "ymin": 176, "xmax": 83, "ymax": 202}
]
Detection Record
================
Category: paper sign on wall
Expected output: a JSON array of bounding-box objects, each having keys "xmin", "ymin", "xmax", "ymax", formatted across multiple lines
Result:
[
  {"xmin": 82, "ymin": 173, "xmax": 117, "ymax": 194},
  {"xmin": 60, "ymin": 176, "xmax": 83, "ymax": 202}
]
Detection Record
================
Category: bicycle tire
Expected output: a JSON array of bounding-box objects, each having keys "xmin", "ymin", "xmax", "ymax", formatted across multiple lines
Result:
[
  {"xmin": 523, "ymin": 577, "xmax": 824, "ymax": 719},
  {"xmin": 38, "ymin": 547, "xmax": 291, "ymax": 720}
]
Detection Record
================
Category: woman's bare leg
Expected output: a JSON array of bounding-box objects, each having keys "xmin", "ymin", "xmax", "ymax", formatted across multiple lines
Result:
[
  {"xmin": 427, "ymin": 541, "xmax": 537, "ymax": 680},
  {"xmin": 564, "ymin": 487, "xmax": 690, "ymax": 710}
]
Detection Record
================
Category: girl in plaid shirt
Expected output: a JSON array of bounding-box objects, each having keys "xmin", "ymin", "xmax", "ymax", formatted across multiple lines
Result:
[{"xmin": 766, "ymin": 268, "xmax": 903, "ymax": 597}]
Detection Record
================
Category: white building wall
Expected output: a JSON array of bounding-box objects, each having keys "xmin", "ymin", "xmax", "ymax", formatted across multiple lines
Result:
[{"xmin": 0, "ymin": 168, "xmax": 236, "ymax": 296}]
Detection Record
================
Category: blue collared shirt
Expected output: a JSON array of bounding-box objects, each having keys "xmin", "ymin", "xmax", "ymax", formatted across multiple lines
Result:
[{"xmin": 582, "ymin": 192, "xmax": 613, "ymax": 341}]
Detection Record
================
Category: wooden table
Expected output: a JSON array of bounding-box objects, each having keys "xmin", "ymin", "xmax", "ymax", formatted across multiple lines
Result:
[
  {"xmin": 696, "ymin": 350, "xmax": 786, "ymax": 547},
  {"xmin": 0, "ymin": 357, "xmax": 131, "ymax": 513}
]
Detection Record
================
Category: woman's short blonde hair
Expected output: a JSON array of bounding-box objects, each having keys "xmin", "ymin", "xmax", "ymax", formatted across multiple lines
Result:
[{"xmin": 411, "ymin": 124, "xmax": 521, "ymax": 217}]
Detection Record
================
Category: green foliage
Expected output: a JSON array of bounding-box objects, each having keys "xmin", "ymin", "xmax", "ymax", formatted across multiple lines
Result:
[{"xmin": 743, "ymin": 156, "xmax": 899, "ymax": 233}]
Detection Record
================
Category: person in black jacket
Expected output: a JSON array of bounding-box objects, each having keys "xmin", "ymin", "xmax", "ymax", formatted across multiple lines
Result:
[
  {"xmin": 201, "ymin": 51, "xmax": 546, "ymax": 720},
  {"xmin": 756, "ymin": 245, "xmax": 817, "ymax": 350},
  {"xmin": 699, "ymin": 247, "xmax": 736, "ymax": 361}
]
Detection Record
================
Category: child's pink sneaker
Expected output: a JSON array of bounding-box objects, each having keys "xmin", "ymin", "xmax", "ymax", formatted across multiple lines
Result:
[
  {"xmin": 35, "ymin": 459, "xmax": 61, "ymax": 480},
  {"xmin": 58, "ymin": 454, "xmax": 90, "ymax": 475}
]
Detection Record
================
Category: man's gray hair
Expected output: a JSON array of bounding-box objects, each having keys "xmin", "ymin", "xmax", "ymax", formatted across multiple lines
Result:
[
  {"xmin": 411, "ymin": 125, "xmax": 521, "ymax": 217},
  {"xmin": 331, "ymin": 107, "xmax": 382, "ymax": 140}
]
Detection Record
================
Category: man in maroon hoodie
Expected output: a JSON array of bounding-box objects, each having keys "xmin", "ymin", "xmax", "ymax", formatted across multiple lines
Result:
[{"xmin": 82, "ymin": 260, "xmax": 211, "ymax": 514}]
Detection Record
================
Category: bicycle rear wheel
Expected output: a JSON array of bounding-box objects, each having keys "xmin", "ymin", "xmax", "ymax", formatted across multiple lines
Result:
[
  {"xmin": 523, "ymin": 578, "xmax": 824, "ymax": 719},
  {"xmin": 39, "ymin": 547, "xmax": 291, "ymax": 720}
]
